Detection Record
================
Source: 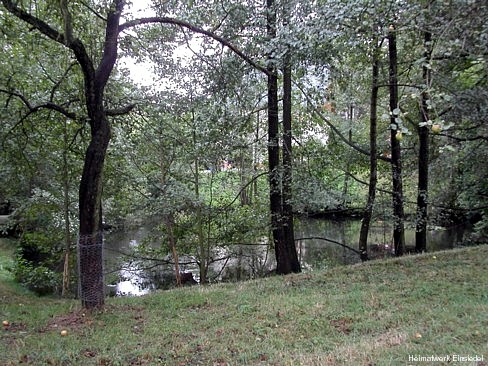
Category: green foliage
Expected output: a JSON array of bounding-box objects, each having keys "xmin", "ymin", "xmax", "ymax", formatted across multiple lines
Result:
[
  {"xmin": 12, "ymin": 259, "xmax": 61, "ymax": 296},
  {"xmin": 8, "ymin": 191, "xmax": 70, "ymax": 295}
]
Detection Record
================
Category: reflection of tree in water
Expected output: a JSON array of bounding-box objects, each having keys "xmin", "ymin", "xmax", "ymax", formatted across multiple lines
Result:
[{"xmin": 103, "ymin": 218, "xmax": 471, "ymax": 296}]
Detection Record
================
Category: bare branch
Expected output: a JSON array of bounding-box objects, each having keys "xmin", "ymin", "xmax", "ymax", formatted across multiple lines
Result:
[
  {"xmin": 49, "ymin": 62, "xmax": 78, "ymax": 102},
  {"xmin": 295, "ymin": 236, "xmax": 361, "ymax": 255},
  {"xmin": 79, "ymin": 0, "xmax": 107, "ymax": 22},
  {"xmin": 0, "ymin": 88, "xmax": 33, "ymax": 110}
]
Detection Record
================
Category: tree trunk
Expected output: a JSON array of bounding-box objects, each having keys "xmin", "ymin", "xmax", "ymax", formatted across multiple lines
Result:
[
  {"xmin": 267, "ymin": 0, "xmax": 289, "ymax": 274},
  {"xmin": 62, "ymin": 119, "xmax": 72, "ymax": 297},
  {"xmin": 166, "ymin": 214, "xmax": 181, "ymax": 286},
  {"xmin": 192, "ymin": 119, "xmax": 208, "ymax": 284},
  {"xmin": 388, "ymin": 25, "xmax": 405, "ymax": 256},
  {"xmin": 342, "ymin": 105, "xmax": 353, "ymax": 206},
  {"xmin": 282, "ymin": 27, "xmax": 301, "ymax": 273},
  {"xmin": 415, "ymin": 30, "xmax": 432, "ymax": 253},
  {"xmin": 78, "ymin": 116, "xmax": 111, "ymax": 308},
  {"xmin": 358, "ymin": 41, "xmax": 380, "ymax": 262}
]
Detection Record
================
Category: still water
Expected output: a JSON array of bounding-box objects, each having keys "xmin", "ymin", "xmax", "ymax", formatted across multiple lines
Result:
[{"xmin": 104, "ymin": 218, "xmax": 470, "ymax": 296}]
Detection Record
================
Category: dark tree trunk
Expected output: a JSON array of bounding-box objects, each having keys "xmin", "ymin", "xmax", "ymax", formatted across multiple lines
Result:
[
  {"xmin": 267, "ymin": 0, "xmax": 289, "ymax": 274},
  {"xmin": 282, "ymin": 27, "xmax": 301, "ymax": 273},
  {"xmin": 77, "ymin": 104, "xmax": 112, "ymax": 308},
  {"xmin": 388, "ymin": 26, "xmax": 405, "ymax": 256},
  {"xmin": 416, "ymin": 30, "xmax": 432, "ymax": 253},
  {"xmin": 358, "ymin": 41, "xmax": 380, "ymax": 262}
]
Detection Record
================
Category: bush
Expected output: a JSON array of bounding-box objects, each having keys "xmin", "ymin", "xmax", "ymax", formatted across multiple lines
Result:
[
  {"xmin": 10, "ymin": 192, "xmax": 73, "ymax": 296},
  {"xmin": 12, "ymin": 259, "xmax": 62, "ymax": 295}
]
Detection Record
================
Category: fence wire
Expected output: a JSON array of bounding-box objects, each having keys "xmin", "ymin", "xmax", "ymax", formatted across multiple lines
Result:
[{"xmin": 78, "ymin": 231, "xmax": 105, "ymax": 307}]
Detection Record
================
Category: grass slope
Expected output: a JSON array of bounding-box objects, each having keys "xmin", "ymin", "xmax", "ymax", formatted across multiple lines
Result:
[{"xmin": 1, "ymin": 240, "xmax": 487, "ymax": 366}]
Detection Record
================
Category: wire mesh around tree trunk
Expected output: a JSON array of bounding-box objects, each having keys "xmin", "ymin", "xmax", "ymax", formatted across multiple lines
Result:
[{"xmin": 78, "ymin": 231, "xmax": 105, "ymax": 308}]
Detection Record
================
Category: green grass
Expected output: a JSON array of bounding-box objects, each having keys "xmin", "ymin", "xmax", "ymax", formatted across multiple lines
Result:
[{"xmin": 1, "ymin": 240, "xmax": 487, "ymax": 365}]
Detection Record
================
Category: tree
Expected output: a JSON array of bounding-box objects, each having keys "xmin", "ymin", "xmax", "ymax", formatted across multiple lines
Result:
[
  {"xmin": 266, "ymin": 0, "xmax": 286, "ymax": 274},
  {"xmin": 281, "ymin": 0, "xmax": 300, "ymax": 273},
  {"xmin": 387, "ymin": 24, "xmax": 405, "ymax": 256},
  {"xmin": 265, "ymin": 0, "xmax": 301, "ymax": 274},
  {"xmin": 415, "ymin": 28, "xmax": 432, "ymax": 253},
  {"xmin": 358, "ymin": 34, "xmax": 381, "ymax": 262}
]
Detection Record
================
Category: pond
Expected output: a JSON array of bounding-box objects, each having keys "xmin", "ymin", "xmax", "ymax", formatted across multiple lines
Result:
[{"xmin": 103, "ymin": 218, "xmax": 471, "ymax": 296}]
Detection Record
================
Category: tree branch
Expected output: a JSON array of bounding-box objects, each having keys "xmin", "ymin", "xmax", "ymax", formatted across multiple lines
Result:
[
  {"xmin": 95, "ymin": 0, "xmax": 125, "ymax": 93},
  {"xmin": 119, "ymin": 17, "xmax": 270, "ymax": 76},
  {"xmin": 295, "ymin": 236, "xmax": 361, "ymax": 255},
  {"xmin": 59, "ymin": 0, "xmax": 74, "ymax": 44},
  {"xmin": 294, "ymin": 81, "xmax": 392, "ymax": 163},
  {"xmin": 106, "ymin": 104, "xmax": 136, "ymax": 116},
  {"xmin": 79, "ymin": 0, "xmax": 107, "ymax": 22},
  {"xmin": 1, "ymin": 0, "xmax": 65, "ymax": 44},
  {"xmin": 0, "ymin": 88, "xmax": 33, "ymax": 110},
  {"xmin": 0, "ymin": 88, "xmax": 76, "ymax": 119},
  {"xmin": 1, "ymin": 0, "xmax": 96, "ymax": 107}
]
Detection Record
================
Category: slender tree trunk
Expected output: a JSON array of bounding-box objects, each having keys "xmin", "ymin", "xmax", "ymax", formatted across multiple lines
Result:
[
  {"xmin": 282, "ymin": 20, "xmax": 301, "ymax": 273},
  {"xmin": 239, "ymin": 150, "xmax": 250, "ymax": 206},
  {"xmin": 192, "ymin": 118, "xmax": 208, "ymax": 284},
  {"xmin": 62, "ymin": 119, "xmax": 71, "ymax": 297},
  {"xmin": 388, "ymin": 25, "xmax": 405, "ymax": 256},
  {"xmin": 267, "ymin": 0, "xmax": 289, "ymax": 274},
  {"xmin": 342, "ymin": 105, "xmax": 353, "ymax": 206},
  {"xmin": 166, "ymin": 214, "xmax": 181, "ymax": 286},
  {"xmin": 416, "ymin": 30, "xmax": 432, "ymax": 253},
  {"xmin": 359, "ymin": 41, "xmax": 380, "ymax": 262},
  {"xmin": 253, "ymin": 112, "xmax": 260, "ymax": 201}
]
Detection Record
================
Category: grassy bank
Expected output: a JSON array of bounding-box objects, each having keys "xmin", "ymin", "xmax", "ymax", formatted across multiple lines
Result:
[{"xmin": 1, "ymin": 240, "xmax": 487, "ymax": 365}]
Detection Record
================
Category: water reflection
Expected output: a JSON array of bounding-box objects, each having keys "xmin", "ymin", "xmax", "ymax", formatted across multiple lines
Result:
[{"xmin": 104, "ymin": 218, "xmax": 470, "ymax": 296}]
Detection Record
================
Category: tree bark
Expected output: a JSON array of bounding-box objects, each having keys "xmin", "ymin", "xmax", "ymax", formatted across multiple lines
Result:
[
  {"xmin": 358, "ymin": 40, "xmax": 380, "ymax": 262},
  {"xmin": 388, "ymin": 25, "xmax": 405, "ymax": 256},
  {"xmin": 415, "ymin": 30, "xmax": 432, "ymax": 253},
  {"xmin": 282, "ymin": 14, "xmax": 301, "ymax": 273},
  {"xmin": 267, "ymin": 0, "xmax": 288, "ymax": 274}
]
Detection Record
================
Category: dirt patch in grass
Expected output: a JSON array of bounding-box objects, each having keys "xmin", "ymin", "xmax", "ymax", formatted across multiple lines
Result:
[
  {"xmin": 330, "ymin": 317, "xmax": 353, "ymax": 334},
  {"xmin": 326, "ymin": 329, "xmax": 408, "ymax": 365},
  {"xmin": 40, "ymin": 304, "xmax": 146, "ymax": 334},
  {"xmin": 42, "ymin": 309, "xmax": 96, "ymax": 332}
]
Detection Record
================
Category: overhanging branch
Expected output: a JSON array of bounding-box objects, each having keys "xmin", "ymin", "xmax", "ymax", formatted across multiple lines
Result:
[
  {"xmin": 295, "ymin": 236, "xmax": 361, "ymax": 255},
  {"xmin": 119, "ymin": 17, "xmax": 270, "ymax": 76},
  {"xmin": 0, "ymin": 88, "xmax": 76, "ymax": 119},
  {"xmin": 1, "ymin": 0, "xmax": 65, "ymax": 44},
  {"xmin": 106, "ymin": 104, "xmax": 136, "ymax": 116}
]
